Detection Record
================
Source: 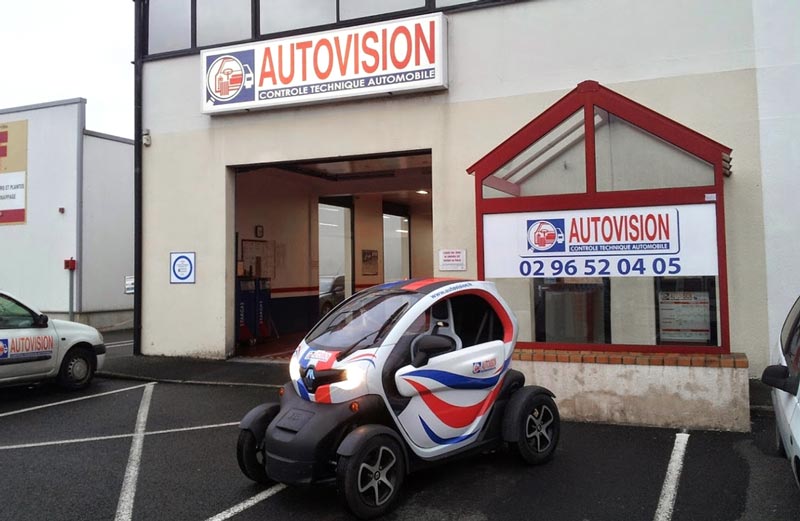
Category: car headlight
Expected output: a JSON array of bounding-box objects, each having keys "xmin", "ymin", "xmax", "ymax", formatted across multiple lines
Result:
[
  {"xmin": 289, "ymin": 356, "xmax": 301, "ymax": 381},
  {"xmin": 337, "ymin": 366, "xmax": 366, "ymax": 391}
]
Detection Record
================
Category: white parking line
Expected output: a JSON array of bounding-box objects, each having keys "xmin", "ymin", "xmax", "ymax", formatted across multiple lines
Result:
[
  {"xmin": 0, "ymin": 422, "xmax": 239, "ymax": 451},
  {"xmin": 205, "ymin": 484, "xmax": 288, "ymax": 521},
  {"xmin": 115, "ymin": 382, "xmax": 154, "ymax": 521},
  {"xmin": 0, "ymin": 383, "xmax": 150, "ymax": 418},
  {"xmin": 106, "ymin": 340, "xmax": 134, "ymax": 348},
  {"xmin": 654, "ymin": 431, "xmax": 690, "ymax": 521}
]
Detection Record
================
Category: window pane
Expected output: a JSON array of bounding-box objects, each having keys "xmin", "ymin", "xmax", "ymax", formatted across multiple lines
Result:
[
  {"xmin": 148, "ymin": 0, "xmax": 191, "ymax": 54},
  {"xmin": 340, "ymin": 0, "xmax": 425, "ymax": 20},
  {"xmin": 489, "ymin": 276, "xmax": 720, "ymax": 347},
  {"xmin": 0, "ymin": 295, "xmax": 34, "ymax": 329},
  {"xmin": 260, "ymin": 0, "xmax": 336, "ymax": 34},
  {"xmin": 482, "ymin": 110, "xmax": 586, "ymax": 199},
  {"xmin": 197, "ymin": 0, "xmax": 251, "ymax": 47},
  {"xmin": 594, "ymin": 107, "xmax": 714, "ymax": 191},
  {"xmin": 437, "ymin": 0, "xmax": 480, "ymax": 6},
  {"xmin": 383, "ymin": 214, "xmax": 410, "ymax": 283}
]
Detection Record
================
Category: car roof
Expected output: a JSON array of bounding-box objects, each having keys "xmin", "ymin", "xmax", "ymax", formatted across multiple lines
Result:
[{"xmin": 367, "ymin": 278, "xmax": 480, "ymax": 296}]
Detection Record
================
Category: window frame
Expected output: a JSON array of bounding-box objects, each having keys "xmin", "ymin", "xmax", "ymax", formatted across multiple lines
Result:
[
  {"xmin": 469, "ymin": 81, "xmax": 733, "ymax": 354},
  {"xmin": 142, "ymin": 0, "xmax": 523, "ymax": 59}
]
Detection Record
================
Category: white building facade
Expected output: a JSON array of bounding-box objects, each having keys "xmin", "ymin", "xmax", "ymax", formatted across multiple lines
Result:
[
  {"xmin": 135, "ymin": 0, "xmax": 800, "ymax": 430},
  {"xmin": 0, "ymin": 99, "xmax": 134, "ymax": 331}
]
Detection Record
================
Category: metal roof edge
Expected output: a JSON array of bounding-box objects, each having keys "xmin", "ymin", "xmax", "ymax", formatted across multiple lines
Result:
[
  {"xmin": 84, "ymin": 129, "xmax": 134, "ymax": 146},
  {"xmin": 0, "ymin": 98, "xmax": 87, "ymax": 116}
]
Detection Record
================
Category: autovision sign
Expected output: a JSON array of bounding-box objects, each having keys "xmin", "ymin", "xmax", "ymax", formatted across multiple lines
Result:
[
  {"xmin": 483, "ymin": 204, "xmax": 719, "ymax": 278},
  {"xmin": 201, "ymin": 13, "xmax": 447, "ymax": 114}
]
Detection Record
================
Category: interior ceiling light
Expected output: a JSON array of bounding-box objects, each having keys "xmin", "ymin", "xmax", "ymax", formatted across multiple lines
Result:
[{"xmin": 416, "ymin": 189, "xmax": 429, "ymax": 195}]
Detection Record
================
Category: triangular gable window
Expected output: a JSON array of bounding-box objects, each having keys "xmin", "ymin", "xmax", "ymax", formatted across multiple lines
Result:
[{"xmin": 468, "ymin": 81, "xmax": 733, "ymax": 355}]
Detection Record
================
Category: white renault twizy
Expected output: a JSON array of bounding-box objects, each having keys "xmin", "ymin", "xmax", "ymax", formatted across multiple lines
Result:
[{"xmin": 237, "ymin": 278, "xmax": 560, "ymax": 519}]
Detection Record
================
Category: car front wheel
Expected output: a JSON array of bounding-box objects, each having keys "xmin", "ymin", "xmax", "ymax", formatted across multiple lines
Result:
[
  {"xmin": 57, "ymin": 347, "xmax": 95, "ymax": 390},
  {"xmin": 337, "ymin": 435, "xmax": 405, "ymax": 519},
  {"xmin": 514, "ymin": 393, "xmax": 560, "ymax": 465}
]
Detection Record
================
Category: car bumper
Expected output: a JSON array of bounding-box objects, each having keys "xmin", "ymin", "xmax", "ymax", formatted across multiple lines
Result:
[
  {"xmin": 263, "ymin": 384, "xmax": 387, "ymax": 485},
  {"xmin": 94, "ymin": 344, "xmax": 106, "ymax": 371}
]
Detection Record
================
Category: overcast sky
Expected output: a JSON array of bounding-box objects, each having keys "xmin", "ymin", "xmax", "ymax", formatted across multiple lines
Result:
[{"xmin": 0, "ymin": 1, "xmax": 134, "ymax": 138}]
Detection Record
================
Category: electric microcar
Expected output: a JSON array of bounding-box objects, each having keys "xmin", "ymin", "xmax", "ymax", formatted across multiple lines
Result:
[{"xmin": 237, "ymin": 278, "xmax": 559, "ymax": 519}]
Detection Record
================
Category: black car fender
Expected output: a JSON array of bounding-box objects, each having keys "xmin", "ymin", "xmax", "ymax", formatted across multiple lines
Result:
[
  {"xmin": 501, "ymin": 385, "xmax": 556, "ymax": 443},
  {"xmin": 337, "ymin": 424, "xmax": 410, "ymax": 472},
  {"xmin": 240, "ymin": 402, "xmax": 281, "ymax": 441}
]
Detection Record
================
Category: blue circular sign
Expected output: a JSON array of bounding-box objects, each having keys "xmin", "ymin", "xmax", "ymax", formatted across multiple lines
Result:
[{"xmin": 172, "ymin": 255, "xmax": 193, "ymax": 281}]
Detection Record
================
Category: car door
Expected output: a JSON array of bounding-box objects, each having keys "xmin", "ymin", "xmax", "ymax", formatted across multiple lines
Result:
[
  {"xmin": 777, "ymin": 297, "xmax": 800, "ymax": 452},
  {"xmin": 0, "ymin": 294, "xmax": 58, "ymax": 380},
  {"xmin": 393, "ymin": 294, "xmax": 508, "ymax": 457}
]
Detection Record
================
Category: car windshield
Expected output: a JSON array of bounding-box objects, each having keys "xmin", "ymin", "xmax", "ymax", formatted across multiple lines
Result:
[{"xmin": 305, "ymin": 289, "xmax": 422, "ymax": 353}]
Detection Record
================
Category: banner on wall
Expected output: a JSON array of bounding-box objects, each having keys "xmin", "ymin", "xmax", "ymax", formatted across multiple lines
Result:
[
  {"xmin": 201, "ymin": 13, "xmax": 447, "ymax": 114},
  {"xmin": 0, "ymin": 120, "xmax": 28, "ymax": 225},
  {"xmin": 483, "ymin": 204, "xmax": 718, "ymax": 278}
]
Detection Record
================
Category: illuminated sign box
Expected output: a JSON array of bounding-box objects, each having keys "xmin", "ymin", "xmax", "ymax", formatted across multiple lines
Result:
[{"xmin": 201, "ymin": 13, "xmax": 447, "ymax": 114}]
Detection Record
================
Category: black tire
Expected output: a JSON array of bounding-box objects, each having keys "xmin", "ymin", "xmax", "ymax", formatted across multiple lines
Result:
[
  {"xmin": 337, "ymin": 435, "xmax": 406, "ymax": 519},
  {"xmin": 237, "ymin": 429, "xmax": 273, "ymax": 484},
  {"xmin": 57, "ymin": 347, "xmax": 95, "ymax": 390},
  {"xmin": 514, "ymin": 393, "xmax": 560, "ymax": 465}
]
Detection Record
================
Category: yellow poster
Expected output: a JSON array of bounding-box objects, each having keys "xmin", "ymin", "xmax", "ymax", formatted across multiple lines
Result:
[{"xmin": 0, "ymin": 120, "xmax": 28, "ymax": 225}]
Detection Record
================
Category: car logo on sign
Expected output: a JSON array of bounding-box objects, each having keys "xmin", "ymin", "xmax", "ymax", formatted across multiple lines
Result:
[
  {"xmin": 0, "ymin": 339, "xmax": 8, "ymax": 359},
  {"xmin": 527, "ymin": 219, "xmax": 566, "ymax": 252}
]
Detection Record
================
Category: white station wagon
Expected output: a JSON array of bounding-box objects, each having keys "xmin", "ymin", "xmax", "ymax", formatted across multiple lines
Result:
[{"xmin": 0, "ymin": 291, "xmax": 105, "ymax": 389}]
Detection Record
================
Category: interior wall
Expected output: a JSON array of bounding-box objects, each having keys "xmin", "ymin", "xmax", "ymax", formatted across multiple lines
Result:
[
  {"xmin": 354, "ymin": 194, "xmax": 384, "ymax": 289},
  {"xmin": 411, "ymin": 206, "xmax": 433, "ymax": 278},
  {"xmin": 235, "ymin": 168, "xmax": 318, "ymax": 333}
]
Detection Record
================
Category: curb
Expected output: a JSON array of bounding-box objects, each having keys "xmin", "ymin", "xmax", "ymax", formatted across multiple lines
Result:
[{"xmin": 96, "ymin": 371, "xmax": 282, "ymax": 388}]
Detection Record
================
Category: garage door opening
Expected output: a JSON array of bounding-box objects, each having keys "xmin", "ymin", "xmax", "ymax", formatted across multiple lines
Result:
[{"xmin": 233, "ymin": 150, "xmax": 433, "ymax": 358}]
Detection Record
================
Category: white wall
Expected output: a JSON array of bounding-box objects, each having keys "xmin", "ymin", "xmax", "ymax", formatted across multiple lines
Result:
[
  {"xmin": 752, "ymin": 1, "xmax": 800, "ymax": 351},
  {"xmin": 141, "ymin": 0, "xmax": 771, "ymax": 367},
  {"xmin": 0, "ymin": 100, "xmax": 82, "ymax": 312},
  {"xmin": 81, "ymin": 133, "xmax": 134, "ymax": 312}
]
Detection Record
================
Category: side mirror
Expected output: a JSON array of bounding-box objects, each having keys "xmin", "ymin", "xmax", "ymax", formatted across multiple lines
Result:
[
  {"xmin": 35, "ymin": 314, "xmax": 49, "ymax": 328},
  {"xmin": 411, "ymin": 334, "xmax": 455, "ymax": 368},
  {"xmin": 762, "ymin": 364, "xmax": 800, "ymax": 395}
]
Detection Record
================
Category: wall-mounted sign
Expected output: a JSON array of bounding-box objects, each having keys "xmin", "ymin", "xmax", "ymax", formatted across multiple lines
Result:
[
  {"xmin": 658, "ymin": 291, "xmax": 711, "ymax": 342},
  {"xmin": 170, "ymin": 252, "xmax": 196, "ymax": 284},
  {"xmin": 0, "ymin": 120, "xmax": 28, "ymax": 225},
  {"xmin": 439, "ymin": 249, "xmax": 466, "ymax": 271},
  {"xmin": 124, "ymin": 275, "xmax": 135, "ymax": 294},
  {"xmin": 201, "ymin": 13, "xmax": 447, "ymax": 114},
  {"xmin": 483, "ymin": 204, "xmax": 718, "ymax": 278}
]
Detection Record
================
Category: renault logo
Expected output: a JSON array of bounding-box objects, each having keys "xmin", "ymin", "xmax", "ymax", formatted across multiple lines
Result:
[{"xmin": 304, "ymin": 366, "xmax": 316, "ymax": 391}]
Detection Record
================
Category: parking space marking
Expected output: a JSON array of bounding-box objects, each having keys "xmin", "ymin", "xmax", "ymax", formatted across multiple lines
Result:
[
  {"xmin": 0, "ymin": 422, "xmax": 239, "ymax": 451},
  {"xmin": 0, "ymin": 383, "xmax": 150, "ymax": 418},
  {"xmin": 115, "ymin": 383, "xmax": 155, "ymax": 521},
  {"xmin": 654, "ymin": 431, "xmax": 690, "ymax": 521},
  {"xmin": 205, "ymin": 484, "xmax": 287, "ymax": 521},
  {"xmin": 106, "ymin": 340, "xmax": 134, "ymax": 348}
]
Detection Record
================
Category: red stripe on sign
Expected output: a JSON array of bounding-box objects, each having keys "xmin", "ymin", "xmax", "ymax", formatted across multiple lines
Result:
[
  {"xmin": 0, "ymin": 209, "xmax": 25, "ymax": 223},
  {"xmin": 0, "ymin": 131, "xmax": 7, "ymax": 143},
  {"xmin": 314, "ymin": 385, "xmax": 332, "ymax": 403},
  {"xmin": 0, "ymin": 146, "xmax": 6, "ymax": 157},
  {"xmin": 402, "ymin": 278, "xmax": 455, "ymax": 291}
]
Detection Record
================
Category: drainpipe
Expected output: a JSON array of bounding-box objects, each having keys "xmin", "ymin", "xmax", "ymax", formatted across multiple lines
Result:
[{"xmin": 133, "ymin": 0, "xmax": 144, "ymax": 355}]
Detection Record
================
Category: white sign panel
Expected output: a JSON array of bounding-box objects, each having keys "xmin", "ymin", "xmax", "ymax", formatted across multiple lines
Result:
[
  {"xmin": 658, "ymin": 291, "xmax": 711, "ymax": 342},
  {"xmin": 170, "ymin": 252, "xmax": 196, "ymax": 284},
  {"xmin": 439, "ymin": 249, "xmax": 466, "ymax": 271},
  {"xmin": 124, "ymin": 275, "xmax": 135, "ymax": 294},
  {"xmin": 483, "ymin": 204, "xmax": 718, "ymax": 278},
  {"xmin": 201, "ymin": 14, "xmax": 447, "ymax": 114}
]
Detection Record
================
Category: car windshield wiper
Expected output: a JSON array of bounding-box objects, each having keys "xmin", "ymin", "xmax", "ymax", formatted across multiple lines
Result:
[{"xmin": 336, "ymin": 303, "xmax": 409, "ymax": 361}]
